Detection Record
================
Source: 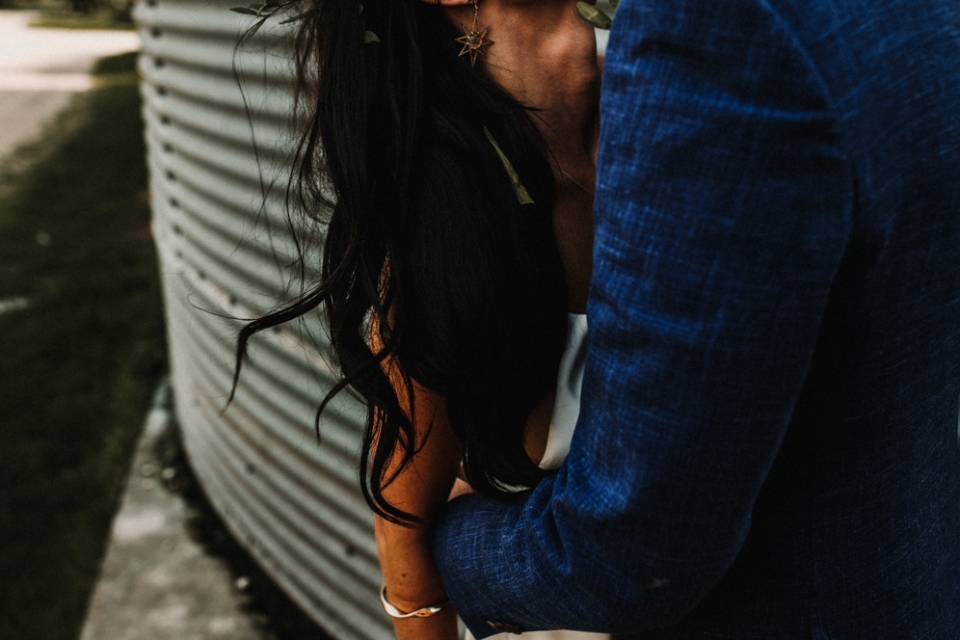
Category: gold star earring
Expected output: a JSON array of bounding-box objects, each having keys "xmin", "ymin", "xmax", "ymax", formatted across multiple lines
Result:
[{"xmin": 454, "ymin": 0, "xmax": 493, "ymax": 66}]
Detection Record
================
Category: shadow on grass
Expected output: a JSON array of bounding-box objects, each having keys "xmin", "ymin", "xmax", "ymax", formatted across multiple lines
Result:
[{"xmin": 0, "ymin": 52, "xmax": 166, "ymax": 640}]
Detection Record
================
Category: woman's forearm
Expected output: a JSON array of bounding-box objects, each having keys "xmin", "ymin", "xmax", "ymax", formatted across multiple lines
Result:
[
  {"xmin": 373, "ymin": 373, "xmax": 463, "ymax": 640},
  {"xmin": 376, "ymin": 515, "xmax": 460, "ymax": 640}
]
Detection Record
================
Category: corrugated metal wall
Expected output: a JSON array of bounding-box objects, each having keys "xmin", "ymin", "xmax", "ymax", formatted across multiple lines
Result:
[{"xmin": 133, "ymin": 2, "xmax": 392, "ymax": 638}]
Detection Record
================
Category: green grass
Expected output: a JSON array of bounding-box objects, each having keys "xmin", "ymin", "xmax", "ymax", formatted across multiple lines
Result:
[
  {"xmin": 0, "ymin": 51, "xmax": 165, "ymax": 640},
  {"xmin": 29, "ymin": 8, "xmax": 135, "ymax": 31}
]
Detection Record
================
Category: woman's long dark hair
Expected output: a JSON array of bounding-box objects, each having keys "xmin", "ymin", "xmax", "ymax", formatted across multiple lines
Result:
[{"xmin": 234, "ymin": 0, "xmax": 568, "ymax": 524}]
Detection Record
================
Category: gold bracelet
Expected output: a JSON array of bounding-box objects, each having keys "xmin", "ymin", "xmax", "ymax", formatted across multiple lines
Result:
[{"xmin": 379, "ymin": 585, "xmax": 449, "ymax": 619}]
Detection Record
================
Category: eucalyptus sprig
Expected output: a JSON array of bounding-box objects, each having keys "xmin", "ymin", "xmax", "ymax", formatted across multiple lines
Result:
[
  {"xmin": 574, "ymin": 0, "xmax": 617, "ymax": 30},
  {"xmin": 231, "ymin": 0, "xmax": 380, "ymax": 45},
  {"xmin": 231, "ymin": 0, "xmax": 309, "ymax": 41}
]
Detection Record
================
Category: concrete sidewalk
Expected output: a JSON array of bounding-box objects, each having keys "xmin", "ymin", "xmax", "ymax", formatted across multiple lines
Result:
[
  {"xmin": 0, "ymin": 10, "xmax": 139, "ymax": 161},
  {"xmin": 79, "ymin": 380, "xmax": 271, "ymax": 640}
]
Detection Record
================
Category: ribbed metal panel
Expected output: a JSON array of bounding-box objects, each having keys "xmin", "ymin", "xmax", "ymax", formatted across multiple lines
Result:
[{"xmin": 134, "ymin": 2, "xmax": 392, "ymax": 638}]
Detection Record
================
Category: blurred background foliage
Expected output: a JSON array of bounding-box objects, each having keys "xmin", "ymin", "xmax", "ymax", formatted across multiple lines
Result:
[{"xmin": 0, "ymin": 0, "xmax": 135, "ymax": 29}]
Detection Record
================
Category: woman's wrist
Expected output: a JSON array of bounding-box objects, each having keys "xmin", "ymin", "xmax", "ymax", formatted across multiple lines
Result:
[
  {"xmin": 390, "ymin": 606, "xmax": 459, "ymax": 640},
  {"xmin": 375, "ymin": 511, "xmax": 453, "ymax": 602},
  {"xmin": 381, "ymin": 580, "xmax": 450, "ymax": 612},
  {"xmin": 381, "ymin": 585, "xmax": 450, "ymax": 618}
]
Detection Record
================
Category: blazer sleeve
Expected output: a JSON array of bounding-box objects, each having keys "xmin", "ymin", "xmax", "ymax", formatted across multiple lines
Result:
[{"xmin": 430, "ymin": 0, "xmax": 854, "ymax": 636}]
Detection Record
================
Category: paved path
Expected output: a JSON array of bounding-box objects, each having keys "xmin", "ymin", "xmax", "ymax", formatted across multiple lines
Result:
[
  {"xmin": 80, "ymin": 381, "xmax": 269, "ymax": 640},
  {"xmin": 0, "ymin": 10, "xmax": 140, "ymax": 160}
]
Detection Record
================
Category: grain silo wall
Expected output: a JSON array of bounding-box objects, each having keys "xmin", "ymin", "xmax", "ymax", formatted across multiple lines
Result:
[{"xmin": 133, "ymin": 2, "xmax": 392, "ymax": 638}]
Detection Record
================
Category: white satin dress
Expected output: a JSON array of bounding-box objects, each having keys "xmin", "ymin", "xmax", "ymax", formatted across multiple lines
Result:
[{"xmin": 464, "ymin": 314, "xmax": 610, "ymax": 640}]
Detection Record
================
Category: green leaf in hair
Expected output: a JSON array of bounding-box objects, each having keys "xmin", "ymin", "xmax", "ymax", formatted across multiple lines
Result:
[
  {"xmin": 483, "ymin": 127, "xmax": 535, "ymax": 205},
  {"xmin": 574, "ymin": 1, "xmax": 612, "ymax": 29}
]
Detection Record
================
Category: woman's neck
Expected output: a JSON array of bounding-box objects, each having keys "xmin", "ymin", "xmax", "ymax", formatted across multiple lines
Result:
[
  {"xmin": 443, "ymin": 0, "xmax": 601, "ymax": 187},
  {"xmin": 441, "ymin": 0, "xmax": 600, "ymax": 312}
]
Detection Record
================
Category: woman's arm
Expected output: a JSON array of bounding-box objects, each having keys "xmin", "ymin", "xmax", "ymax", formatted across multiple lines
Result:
[{"xmin": 372, "ymin": 334, "xmax": 463, "ymax": 640}]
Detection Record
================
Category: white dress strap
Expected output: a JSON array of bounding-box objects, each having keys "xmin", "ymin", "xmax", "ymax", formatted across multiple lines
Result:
[{"xmin": 539, "ymin": 313, "xmax": 588, "ymax": 470}]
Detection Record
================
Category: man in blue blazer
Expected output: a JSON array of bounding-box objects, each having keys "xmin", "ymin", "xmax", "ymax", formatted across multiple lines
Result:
[{"xmin": 430, "ymin": 0, "xmax": 960, "ymax": 636}]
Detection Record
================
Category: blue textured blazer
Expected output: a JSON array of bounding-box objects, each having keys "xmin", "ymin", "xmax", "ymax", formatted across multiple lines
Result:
[{"xmin": 430, "ymin": 0, "xmax": 960, "ymax": 637}]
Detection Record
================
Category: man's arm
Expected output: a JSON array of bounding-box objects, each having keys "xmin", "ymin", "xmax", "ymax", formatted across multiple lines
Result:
[{"xmin": 430, "ymin": 0, "xmax": 853, "ymax": 636}]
